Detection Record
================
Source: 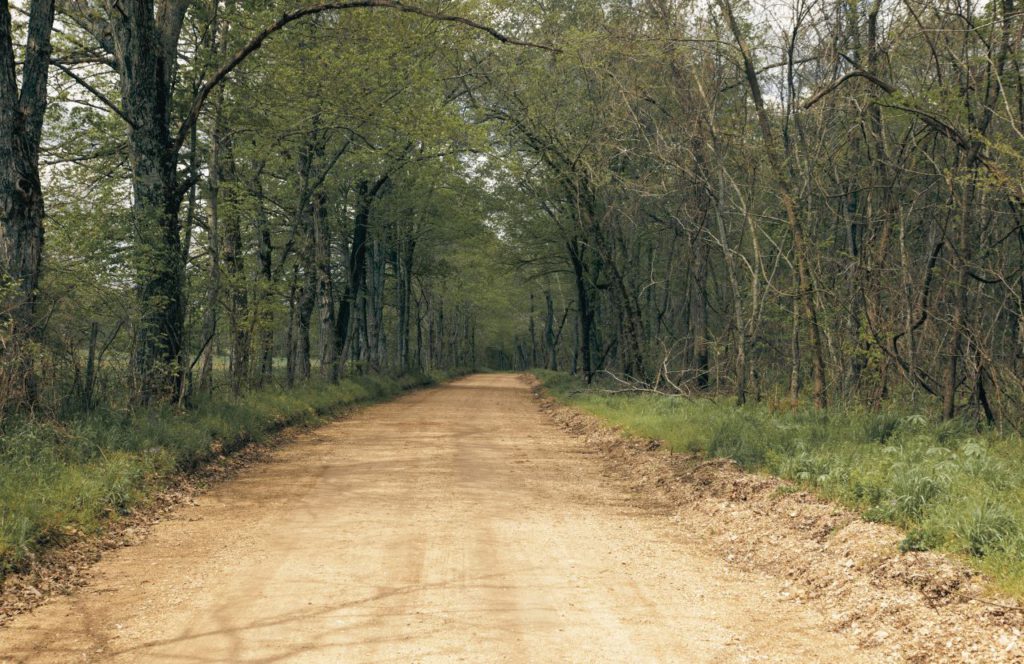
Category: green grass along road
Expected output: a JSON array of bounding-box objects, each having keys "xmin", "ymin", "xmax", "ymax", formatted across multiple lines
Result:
[
  {"xmin": 537, "ymin": 370, "xmax": 1024, "ymax": 598},
  {"xmin": 0, "ymin": 371, "xmax": 463, "ymax": 577}
]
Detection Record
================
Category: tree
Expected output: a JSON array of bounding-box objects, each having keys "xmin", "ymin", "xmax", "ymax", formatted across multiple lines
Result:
[{"xmin": 0, "ymin": 0, "xmax": 55, "ymax": 403}]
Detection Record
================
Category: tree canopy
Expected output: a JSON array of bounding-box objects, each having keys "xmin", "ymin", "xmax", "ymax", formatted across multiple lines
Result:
[{"xmin": 2, "ymin": 0, "xmax": 1024, "ymax": 424}]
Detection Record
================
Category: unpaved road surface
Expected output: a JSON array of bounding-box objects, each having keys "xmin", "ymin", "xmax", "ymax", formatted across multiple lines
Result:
[{"xmin": 1, "ymin": 374, "xmax": 877, "ymax": 663}]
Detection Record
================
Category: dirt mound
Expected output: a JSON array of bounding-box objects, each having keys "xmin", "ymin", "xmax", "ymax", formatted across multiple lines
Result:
[{"xmin": 535, "ymin": 387, "xmax": 1024, "ymax": 663}]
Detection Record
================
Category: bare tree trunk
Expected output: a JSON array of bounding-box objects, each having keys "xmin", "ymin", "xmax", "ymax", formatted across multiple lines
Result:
[
  {"xmin": 197, "ymin": 230, "xmax": 220, "ymax": 393},
  {"xmin": 567, "ymin": 238, "xmax": 594, "ymax": 382},
  {"xmin": 295, "ymin": 267, "xmax": 314, "ymax": 382},
  {"xmin": 719, "ymin": 0, "xmax": 827, "ymax": 407},
  {"xmin": 943, "ymin": 173, "xmax": 975, "ymax": 419},
  {"xmin": 437, "ymin": 305, "xmax": 445, "ymax": 367},
  {"xmin": 790, "ymin": 300, "xmax": 801, "ymax": 402},
  {"xmin": 415, "ymin": 292, "xmax": 423, "ymax": 370},
  {"xmin": 597, "ymin": 231, "xmax": 647, "ymax": 380},
  {"xmin": 427, "ymin": 299, "xmax": 436, "ymax": 371},
  {"xmin": 197, "ymin": 127, "xmax": 223, "ymax": 394},
  {"xmin": 251, "ymin": 168, "xmax": 275, "ymax": 385},
  {"xmin": 0, "ymin": 0, "xmax": 54, "ymax": 406},
  {"xmin": 545, "ymin": 290, "xmax": 557, "ymax": 370},
  {"xmin": 222, "ymin": 161, "xmax": 248, "ymax": 394},
  {"xmin": 311, "ymin": 193, "xmax": 336, "ymax": 380},
  {"xmin": 107, "ymin": 0, "xmax": 192, "ymax": 402},
  {"xmin": 367, "ymin": 236, "xmax": 385, "ymax": 371},
  {"xmin": 938, "ymin": 0, "xmax": 1009, "ymax": 416},
  {"xmin": 82, "ymin": 322, "xmax": 100, "ymax": 410},
  {"xmin": 693, "ymin": 247, "xmax": 710, "ymax": 391},
  {"xmin": 397, "ymin": 237, "xmax": 414, "ymax": 371},
  {"xmin": 285, "ymin": 267, "xmax": 298, "ymax": 387},
  {"xmin": 714, "ymin": 191, "xmax": 749, "ymax": 404},
  {"xmin": 529, "ymin": 292, "xmax": 537, "ymax": 367}
]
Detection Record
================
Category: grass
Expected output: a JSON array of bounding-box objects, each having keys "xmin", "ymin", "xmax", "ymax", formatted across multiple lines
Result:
[
  {"xmin": 0, "ymin": 370, "xmax": 462, "ymax": 576},
  {"xmin": 537, "ymin": 370, "xmax": 1024, "ymax": 597}
]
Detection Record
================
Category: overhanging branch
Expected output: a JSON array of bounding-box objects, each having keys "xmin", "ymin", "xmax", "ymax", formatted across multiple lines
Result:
[
  {"xmin": 174, "ymin": 0, "xmax": 559, "ymax": 153},
  {"xmin": 52, "ymin": 61, "xmax": 135, "ymax": 127},
  {"xmin": 802, "ymin": 68, "xmax": 972, "ymax": 152}
]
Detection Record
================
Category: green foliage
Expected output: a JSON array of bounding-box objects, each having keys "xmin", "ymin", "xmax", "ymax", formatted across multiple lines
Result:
[
  {"xmin": 0, "ymin": 371, "xmax": 460, "ymax": 577},
  {"xmin": 538, "ymin": 371, "xmax": 1024, "ymax": 595}
]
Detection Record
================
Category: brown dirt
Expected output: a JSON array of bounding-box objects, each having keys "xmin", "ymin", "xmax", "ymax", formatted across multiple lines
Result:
[
  {"xmin": 0, "ymin": 374, "xmax": 890, "ymax": 662},
  {"xmin": 536, "ymin": 381, "xmax": 1024, "ymax": 663},
  {"xmin": 0, "ymin": 440, "xmax": 281, "ymax": 628}
]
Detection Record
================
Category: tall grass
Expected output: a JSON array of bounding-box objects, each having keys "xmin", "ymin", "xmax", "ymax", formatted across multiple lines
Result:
[
  {"xmin": 0, "ymin": 371, "xmax": 458, "ymax": 576},
  {"xmin": 538, "ymin": 371, "xmax": 1024, "ymax": 595}
]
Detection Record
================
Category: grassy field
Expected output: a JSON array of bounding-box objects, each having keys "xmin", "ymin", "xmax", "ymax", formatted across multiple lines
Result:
[
  {"xmin": 0, "ymin": 371, "xmax": 460, "ymax": 577},
  {"xmin": 537, "ymin": 371, "xmax": 1024, "ymax": 596}
]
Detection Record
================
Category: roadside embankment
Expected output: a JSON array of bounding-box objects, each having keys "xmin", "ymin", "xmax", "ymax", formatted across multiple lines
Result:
[
  {"xmin": 0, "ymin": 370, "xmax": 463, "ymax": 621},
  {"xmin": 535, "ymin": 371, "xmax": 1024, "ymax": 662}
]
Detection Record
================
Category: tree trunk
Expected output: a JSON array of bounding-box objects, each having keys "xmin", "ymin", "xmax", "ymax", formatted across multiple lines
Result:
[
  {"xmin": 335, "ymin": 177, "xmax": 385, "ymax": 375},
  {"xmin": 311, "ymin": 193, "xmax": 336, "ymax": 380},
  {"xmin": 567, "ymin": 238, "xmax": 594, "ymax": 382},
  {"xmin": 545, "ymin": 290, "xmax": 557, "ymax": 370},
  {"xmin": 397, "ymin": 237, "xmax": 414, "ymax": 371},
  {"xmin": 367, "ymin": 236, "xmax": 385, "ymax": 370},
  {"xmin": 295, "ymin": 268, "xmax": 314, "ymax": 382},
  {"xmin": 197, "ymin": 173, "xmax": 220, "ymax": 394},
  {"xmin": 0, "ymin": 0, "xmax": 55, "ymax": 404},
  {"xmin": 221, "ymin": 153, "xmax": 248, "ymax": 394},
  {"xmin": 108, "ymin": 0, "xmax": 191, "ymax": 402},
  {"xmin": 415, "ymin": 293, "xmax": 423, "ymax": 370},
  {"xmin": 943, "ymin": 172, "xmax": 976, "ymax": 419},
  {"xmin": 790, "ymin": 299, "xmax": 801, "ymax": 402},
  {"xmin": 529, "ymin": 292, "xmax": 537, "ymax": 367},
  {"xmin": 693, "ymin": 247, "xmax": 710, "ymax": 391},
  {"xmin": 251, "ymin": 168, "xmax": 275, "ymax": 385},
  {"xmin": 285, "ymin": 267, "xmax": 298, "ymax": 387},
  {"xmin": 714, "ymin": 189, "xmax": 750, "ymax": 405},
  {"xmin": 719, "ymin": 0, "xmax": 827, "ymax": 408}
]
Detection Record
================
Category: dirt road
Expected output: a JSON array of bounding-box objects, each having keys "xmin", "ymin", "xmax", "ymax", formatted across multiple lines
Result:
[{"xmin": 1, "ymin": 374, "xmax": 876, "ymax": 663}]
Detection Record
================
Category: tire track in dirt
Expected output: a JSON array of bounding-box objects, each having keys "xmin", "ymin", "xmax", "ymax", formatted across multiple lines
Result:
[{"xmin": 0, "ymin": 374, "xmax": 876, "ymax": 663}]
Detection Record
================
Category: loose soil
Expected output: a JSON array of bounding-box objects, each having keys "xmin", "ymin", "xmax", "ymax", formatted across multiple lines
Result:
[
  {"xmin": 536, "ymin": 380, "xmax": 1024, "ymax": 663},
  {"xmin": 0, "ymin": 374, "xmax": 995, "ymax": 662}
]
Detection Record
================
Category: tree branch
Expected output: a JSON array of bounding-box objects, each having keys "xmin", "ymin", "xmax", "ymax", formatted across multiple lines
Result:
[
  {"xmin": 18, "ymin": 0, "xmax": 56, "ymax": 152},
  {"xmin": 52, "ymin": 60, "xmax": 134, "ymax": 126},
  {"xmin": 802, "ymin": 68, "xmax": 973, "ymax": 151},
  {"xmin": 174, "ymin": 0, "xmax": 558, "ymax": 153},
  {"xmin": 801, "ymin": 69, "xmax": 896, "ymax": 108}
]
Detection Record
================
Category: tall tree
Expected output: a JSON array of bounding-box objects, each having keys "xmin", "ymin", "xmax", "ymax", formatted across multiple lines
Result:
[{"xmin": 0, "ymin": 0, "xmax": 55, "ymax": 397}]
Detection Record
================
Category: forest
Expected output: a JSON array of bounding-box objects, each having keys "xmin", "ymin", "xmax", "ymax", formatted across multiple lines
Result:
[
  {"xmin": 4, "ymin": 0, "xmax": 1024, "ymax": 426},
  {"xmin": 5, "ymin": 0, "xmax": 1024, "ymax": 654},
  {"xmin": 6, "ymin": 0, "xmax": 1024, "ymax": 426}
]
